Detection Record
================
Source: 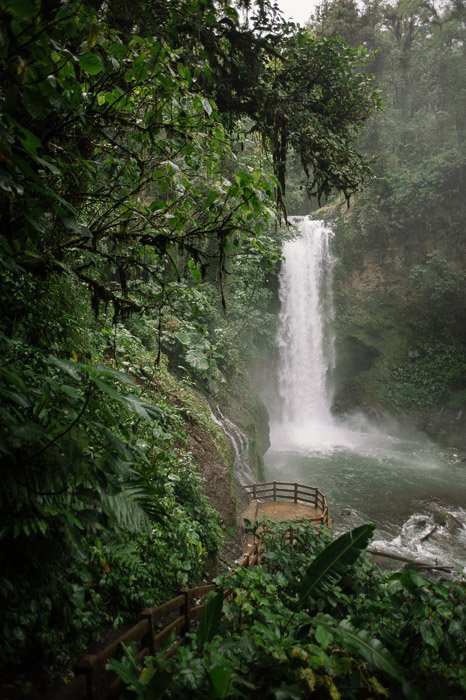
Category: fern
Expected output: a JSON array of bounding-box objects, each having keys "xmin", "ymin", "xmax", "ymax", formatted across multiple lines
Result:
[{"xmin": 102, "ymin": 482, "xmax": 159, "ymax": 534}]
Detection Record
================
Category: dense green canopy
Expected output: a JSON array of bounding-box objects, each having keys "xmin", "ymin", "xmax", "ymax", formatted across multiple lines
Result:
[
  {"xmin": 0, "ymin": 0, "xmax": 380, "ymax": 689},
  {"xmin": 0, "ymin": 0, "xmax": 379, "ymax": 316}
]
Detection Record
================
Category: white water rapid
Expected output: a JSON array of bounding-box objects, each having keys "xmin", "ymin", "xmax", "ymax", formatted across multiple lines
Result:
[{"xmin": 266, "ymin": 217, "xmax": 466, "ymax": 573}]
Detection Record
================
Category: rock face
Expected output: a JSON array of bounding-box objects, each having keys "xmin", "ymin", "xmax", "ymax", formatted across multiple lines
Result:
[
  {"xmin": 420, "ymin": 405, "xmax": 466, "ymax": 450},
  {"xmin": 217, "ymin": 381, "xmax": 270, "ymax": 482},
  {"xmin": 334, "ymin": 336, "xmax": 380, "ymax": 382},
  {"xmin": 332, "ymin": 336, "xmax": 382, "ymax": 415},
  {"xmin": 329, "ymin": 212, "xmax": 466, "ymax": 448},
  {"xmin": 187, "ymin": 423, "xmax": 237, "ymax": 529},
  {"xmin": 174, "ymin": 386, "xmax": 246, "ymax": 566}
]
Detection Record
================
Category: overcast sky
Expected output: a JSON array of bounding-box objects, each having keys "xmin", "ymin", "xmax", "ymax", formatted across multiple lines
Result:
[{"xmin": 274, "ymin": 0, "xmax": 317, "ymax": 25}]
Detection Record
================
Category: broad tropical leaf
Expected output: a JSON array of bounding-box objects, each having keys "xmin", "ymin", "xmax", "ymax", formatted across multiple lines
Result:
[
  {"xmin": 196, "ymin": 588, "xmax": 224, "ymax": 651},
  {"xmin": 335, "ymin": 621, "xmax": 422, "ymax": 700},
  {"xmin": 208, "ymin": 664, "xmax": 233, "ymax": 699},
  {"xmin": 298, "ymin": 524, "xmax": 375, "ymax": 603}
]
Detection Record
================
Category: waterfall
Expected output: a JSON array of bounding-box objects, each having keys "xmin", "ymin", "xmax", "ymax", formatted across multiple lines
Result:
[
  {"xmin": 276, "ymin": 217, "xmax": 336, "ymax": 435},
  {"xmin": 211, "ymin": 407, "xmax": 255, "ymax": 485},
  {"xmin": 265, "ymin": 218, "xmax": 466, "ymax": 572}
]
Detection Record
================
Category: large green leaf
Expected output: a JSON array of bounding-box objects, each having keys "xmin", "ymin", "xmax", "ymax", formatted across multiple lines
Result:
[
  {"xmin": 49, "ymin": 356, "xmax": 82, "ymax": 380},
  {"xmin": 185, "ymin": 348, "xmax": 210, "ymax": 371},
  {"xmin": 338, "ymin": 621, "xmax": 402, "ymax": 680},
  {"xmin": 196, "ymin": 588, "xmax": 224, "ymax": 651},
  {"xmin": 90, "ymin": 365, "xmax": 136, "ymax": 385},
  {"xmin": 208, "ymin": 664, "xmax": 233, "ymax": 699},
  {"xmin": 298, "ymin": 524, "xmax": 375, "ymax": 603},
  {"xmin": 79, "ymin": 51, "xmax": 104, "ymax": 75},
  {"xmin": 335, "ymin": 621, "xmax": 422, "ymax": 700},
  {"xmin": 106, "ymin": 652, "xmax": 146, "ymax": 695},
  {"xmin": 91, "ymin": 377, "xmax": 162, "ymax": 421},
  {"xmin": 123, "ymin": 396, "xmax": 163, "ymax": 421},
  {"xmin": 17, "ymin": 126, "xmax": 42, "ymax": 157},
  {"xmin": 4, "ymin": 0, "xmax": 36, "ymax": 19}
]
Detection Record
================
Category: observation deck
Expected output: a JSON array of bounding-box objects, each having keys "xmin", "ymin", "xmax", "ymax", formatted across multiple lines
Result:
[{"xmin": 241, "ymin": 481, "xmax": 330, "ymax": 537}]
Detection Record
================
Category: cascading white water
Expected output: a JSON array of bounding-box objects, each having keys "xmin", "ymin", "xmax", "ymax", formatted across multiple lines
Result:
[
  {"xmin": 211, "ymin": 407, "xmax": 255, "ymax": 485},
  {"xmin": 276, "ymin": 217, "xmax": 336, "ymax": 436},
  {"xmin": 266, "ymin": 216, "xmax": 466, "ymax": 572}
]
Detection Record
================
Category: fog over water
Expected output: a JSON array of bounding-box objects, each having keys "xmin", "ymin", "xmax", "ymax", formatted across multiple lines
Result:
[{"xmin": 264, "ymin": 217, "xmax": 466, "ymax": 572}]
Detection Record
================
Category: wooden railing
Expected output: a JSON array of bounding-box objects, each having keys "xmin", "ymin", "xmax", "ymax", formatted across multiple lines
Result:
[
  {"xmin": 244, "ymin": 481, "xmax": 329, "ymax": 526},
  {"xmin": 52, "ymin": 482, "xmax": 327, "ymax": 699},
  {"xmin": 53, "ymin": 583, "xmax": 215, "ymax": 700},
  {"xmin": 52, "ymin": 549, "xmax": 262, "ymax": 700},
  {"xmin": 237, "ymin": 541, "xmax": 262, "ymax": 567}
]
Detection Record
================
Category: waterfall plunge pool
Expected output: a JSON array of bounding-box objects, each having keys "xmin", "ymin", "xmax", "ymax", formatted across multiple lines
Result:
[
  {"xmin": 265, "ymin": 418, "xmax": 466, "ymax": 572},
  {"xmin": 265, "ymin": 217, "xmax": 466, "ymax": 573}
]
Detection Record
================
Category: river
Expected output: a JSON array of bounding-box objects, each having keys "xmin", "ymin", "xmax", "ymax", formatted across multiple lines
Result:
[{"xmin": 264, "ymin": 217, "xmax": 466, "ymax": 572}]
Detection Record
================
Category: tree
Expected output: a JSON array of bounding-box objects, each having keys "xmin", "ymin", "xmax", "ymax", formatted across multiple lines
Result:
[
  {"xmin": 316, "ymin": 0, "xmax": 466, "ymax": 422},
  {"xmin": 0, "ymin": 0, "xmax": 381, "ymax": 685}
]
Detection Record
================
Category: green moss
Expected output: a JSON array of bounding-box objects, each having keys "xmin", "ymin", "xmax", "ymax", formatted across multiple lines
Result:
[{"xmin": 159, "ymin": 369, "xmax": 232, "ymax": 463}]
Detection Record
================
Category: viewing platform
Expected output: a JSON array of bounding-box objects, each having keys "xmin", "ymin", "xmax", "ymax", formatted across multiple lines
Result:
[{"xmin": 241, "ymin": 481, "xmax": 330, "ymax": 534}]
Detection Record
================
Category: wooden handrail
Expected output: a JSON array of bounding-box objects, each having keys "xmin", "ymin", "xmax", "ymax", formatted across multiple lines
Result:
[
  {"xmin": 54, "ymin": 482, "xmax": 328, "ymax": 700},
  {"xmin": 244, "ymin": 482, "xmax": 328, "ymax": 526},
  {"xmin": 237, "ymin": 542, "xmax": 262, "ymax": 567},
  {"xmin": 53, "ymin": 557, "xmax": 259, "ymax": 700}
]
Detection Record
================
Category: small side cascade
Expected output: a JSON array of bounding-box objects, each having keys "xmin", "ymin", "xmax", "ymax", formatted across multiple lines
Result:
[{"xmin": 211, "ymin": 406, "xmax": 255, "ymax": 485}]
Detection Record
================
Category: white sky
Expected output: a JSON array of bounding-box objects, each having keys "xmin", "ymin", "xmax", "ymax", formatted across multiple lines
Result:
[{"xmin": 274, "ymin": 0, "xmax": 318, "ymax": 25}]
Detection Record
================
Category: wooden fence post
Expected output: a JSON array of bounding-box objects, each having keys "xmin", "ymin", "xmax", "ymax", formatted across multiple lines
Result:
[
  {"xmin": 74, "ymin": 654, "xmax": 98, "ymax": 700},
  {"xmin": 140, "ymin": 608, "xmax": 156, "ymax": 655},
  {"xmin": 179, "ymin": 588, "xmax": 191, "ymax": 635},
  {"xmin": 273, "ymin": 481, "xmax": 276, "ymax": 501},
  {"xmin": 294, "ymin": 483, "xmax": 298, "ymax": 503}
]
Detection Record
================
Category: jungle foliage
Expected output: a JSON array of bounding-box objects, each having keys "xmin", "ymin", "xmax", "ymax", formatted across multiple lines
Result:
[
  {"xmin": 0, "ymin": 0, "xmax": 380, "ymax": 690},
  {"xmin": 315, "ymin": 0, "xmax": 466, "ymax": 424},
  {"xmin": 111, "ymin": 519, "xmax": 466, "ymax": 699}
]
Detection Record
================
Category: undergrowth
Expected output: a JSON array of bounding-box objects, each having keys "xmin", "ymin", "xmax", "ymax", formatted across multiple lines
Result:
[{"xmin": 111, "ymin": 519, "xmax": 466, "ymax": 699}]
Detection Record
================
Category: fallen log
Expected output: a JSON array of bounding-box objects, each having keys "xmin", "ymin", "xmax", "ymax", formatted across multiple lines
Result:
[
  {"xmin": 419, "ymin": 525, "xmax": 437, "ymax": 543},
  {"xmin": 367, "ymin": 547, "xmax": 452, "ymax": 572}
]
